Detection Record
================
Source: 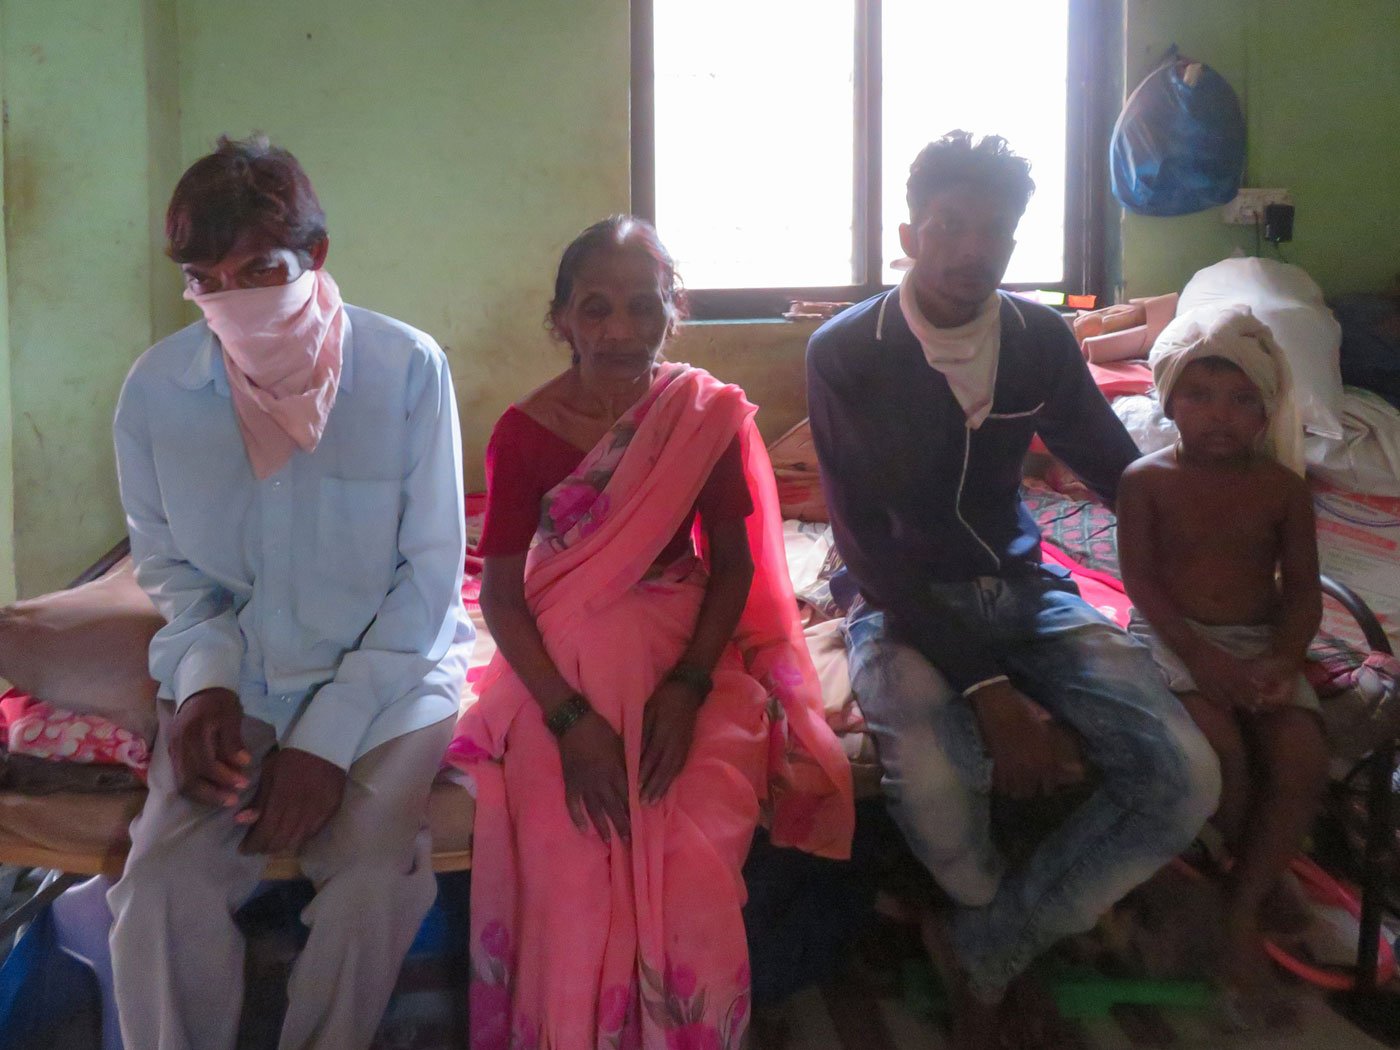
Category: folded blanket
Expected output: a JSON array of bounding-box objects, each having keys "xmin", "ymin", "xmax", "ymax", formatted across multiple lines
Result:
[
  {"xmin": 1075, "ymin": 293, "xmax": 1177, "ymax": 363},
  {"xmin": 0, "ymin": 688, "xmax": 150, "ymax": 782}
]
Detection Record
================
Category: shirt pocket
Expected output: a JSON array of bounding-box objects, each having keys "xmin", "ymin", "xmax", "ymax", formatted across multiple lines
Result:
[
  {"xmin": 301, "ymin": 477, "xmax": 403, "ymax": 642},
  {"xmin": 980, "ymin": 401, "xmax": 1044, "ymax": 446},
  {"xmin": 983, "ymin": 400, "xmax": 1044, "ymax": 422}
]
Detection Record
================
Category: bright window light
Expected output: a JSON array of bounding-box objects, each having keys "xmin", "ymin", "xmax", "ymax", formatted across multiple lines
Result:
[
  {"xmin": 653, "ymin": 0, "xmax": 854, "ymax": 289},
  {"xmin": 651, "ymin": 0, "xmax": 1070, "ymax": 293},
  {"xmin": 882, "ymin": 1, "xmax": 1068, "ymax": 285}
]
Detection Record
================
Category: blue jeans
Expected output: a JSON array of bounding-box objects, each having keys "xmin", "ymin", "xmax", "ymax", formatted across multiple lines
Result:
[{"xmin": 846, "ymin": 570, "xmax": 1220, "ymax": 998}]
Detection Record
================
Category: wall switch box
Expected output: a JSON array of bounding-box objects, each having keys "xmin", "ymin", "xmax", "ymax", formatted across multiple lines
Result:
[
  {"xmin": 1223, "ymin": 187, "xmax": 1293, "ymax": 225},
  {"xmin": 1264, "ymin": 203, "xmax": 1295, "ymax": 243}
]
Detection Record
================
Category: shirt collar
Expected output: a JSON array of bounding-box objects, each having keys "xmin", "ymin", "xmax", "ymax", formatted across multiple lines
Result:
[{"xmin": 175, "ymin": 308, "xmax": 355, "ymax": 396}]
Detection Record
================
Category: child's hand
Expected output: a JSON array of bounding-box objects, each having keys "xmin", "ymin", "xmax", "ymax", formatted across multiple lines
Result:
[
  {"xmin": 1245, "ymin": 653, "xmax": 1298, "ymax": 710},
  {"xmin": 1186, "ymin": 645, "xmax": 1259, "ymax": 711}
]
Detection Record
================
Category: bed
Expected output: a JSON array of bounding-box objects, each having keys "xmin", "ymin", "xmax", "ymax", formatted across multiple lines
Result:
[{"xmin": 2, "ymin": 425, "xmax": 1397, "ymax": 999}]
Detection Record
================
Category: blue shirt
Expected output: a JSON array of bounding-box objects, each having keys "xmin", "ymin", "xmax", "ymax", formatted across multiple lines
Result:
[
  {"xmin": 113, "ymin": 305, "xmax": 474, "ymax": 770},
  {"xmin": 807, "ymin": 289, "xmax": 1140, "ymax": 693}
]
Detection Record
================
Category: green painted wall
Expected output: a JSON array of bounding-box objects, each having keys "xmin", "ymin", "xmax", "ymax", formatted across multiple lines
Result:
[
  {"xmin": 1120, "ymin": 1, "xmax": 1400, "ymax": 299},
  {"xmin": 174, "ymin": 0, "xmax": 633, "ymax": 489},
  {"xmin": 0, "ymin": 0, "xmax": 181, "ymax": 596},
  {"xmin": 172, "ymin": 1, "xmax": 821, "ymax": 481},
  {"xmin": 0, "ymin": 4, "xmax": 15, "ymax": 603},
  {"xmin": 3, "ymin": 1, "xmax": 1397, "ymax": 595}
]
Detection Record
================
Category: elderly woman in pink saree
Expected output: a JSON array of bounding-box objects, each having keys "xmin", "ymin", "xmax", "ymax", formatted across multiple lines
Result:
[{"xmin": 447, "ymin": 217, "xmax": 853, "ymax": 1050}]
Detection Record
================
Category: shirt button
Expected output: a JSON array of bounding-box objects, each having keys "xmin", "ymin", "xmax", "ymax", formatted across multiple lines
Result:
[{"xmin": 272, "ymin": 479, "xmax": 283, "ymax": 488}]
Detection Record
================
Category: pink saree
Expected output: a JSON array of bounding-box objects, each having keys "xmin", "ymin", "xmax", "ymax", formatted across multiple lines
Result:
[{"xmin": 447, "ymin": 363, "xmax": 853, "ymax": 1050}]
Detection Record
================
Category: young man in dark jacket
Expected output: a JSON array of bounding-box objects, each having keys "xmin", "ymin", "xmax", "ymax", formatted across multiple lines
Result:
[{"xmin": 807, "ymin": 132, "xmax": 1219, "ymax": 1048}]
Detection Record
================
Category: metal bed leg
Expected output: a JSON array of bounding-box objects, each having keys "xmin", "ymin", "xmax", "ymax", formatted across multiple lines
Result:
[
  {"xmin": 1316, "ymin": 577, "xmax": 1400, "ymax": 1039},
  {"xmin": 1329, "ymin": 742, "xmax": 1400, "ymax": 1040}
]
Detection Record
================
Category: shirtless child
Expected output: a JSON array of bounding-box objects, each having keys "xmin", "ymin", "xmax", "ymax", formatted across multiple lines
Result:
[{"xmin": 1117, "ymin": 307, "xmax": 1327, "ymax": 1024}]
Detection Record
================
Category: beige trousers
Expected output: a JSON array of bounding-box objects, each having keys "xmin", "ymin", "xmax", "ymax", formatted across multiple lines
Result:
[{"xmin": 107, "ymin": 701, "xmax": 454, "ymax": 1050}]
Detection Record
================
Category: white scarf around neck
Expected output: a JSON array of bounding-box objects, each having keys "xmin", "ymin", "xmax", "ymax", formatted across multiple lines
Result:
[{"xmin": 898, "ymin": 274, "xmax": 1002, "ymax": 429}]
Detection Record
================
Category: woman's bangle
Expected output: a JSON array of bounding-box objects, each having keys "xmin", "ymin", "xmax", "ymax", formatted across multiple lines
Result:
[
  {"xmin": 545, "ymin": 693, "xmax": 591, "ymax": 738},
  {"xmin": 666, "ymin": 663, "xmax": 713, "ymax": 700}
]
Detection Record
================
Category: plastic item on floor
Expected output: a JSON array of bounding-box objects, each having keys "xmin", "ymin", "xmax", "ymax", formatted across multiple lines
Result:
[
  {"xmin": 1046, "ymin": 965, "xmax": 1213, "ymax": 1019},
  {"xmin": 898, "ymin": 954, "xmax": 1212, "ymax": 1022},
  {"xmin": 1169, "ymin": 853, "xmax": 1397, "ymax": 991},
  {"xmin": 0, "ymin": 890, "xmax": 102, "ymax": 1050},
  {"xmin": 50, "ymin": 875, "xmax": 121, "ymax": 1050},
  {"xmin": 1267, "ymin": 856, "xmax": 1397, "ymax": 991}
]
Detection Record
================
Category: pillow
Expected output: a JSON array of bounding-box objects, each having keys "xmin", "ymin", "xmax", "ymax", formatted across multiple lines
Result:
[{"xmin": 0, "ymin": 558, "xmax": 161, "ymax": 741}]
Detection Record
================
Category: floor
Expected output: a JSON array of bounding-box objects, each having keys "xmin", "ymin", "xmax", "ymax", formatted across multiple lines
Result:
[
  {"xmin": 759, "ymin": 980, "xmax": 1395, "ymax": 1050},
  {"xmin": 4, "ymin": 865, "xmax": 1398, "ymax": 1050}
]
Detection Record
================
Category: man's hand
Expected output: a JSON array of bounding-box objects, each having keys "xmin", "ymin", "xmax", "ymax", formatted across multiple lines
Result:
[
  {"xmin": 237, "ymin": 748, "xmax": 347, "ymax": 855},
  {"xmin": 170, "ymin": 687, "xmax": 250, "ymax": 807},
  {"xmin": 639, "ymin": 680, "xmax": 703, "ymax": 804},
  {"xmin": 970, "ymin": 681, "xmax": 1072, "ymax": 799},
  {"xmin": 1185, "ymin": 644, "xmax": 1260, "ymax": 711},
  {"xmin": 559, "ymin": 709, "xmax": 631, "ymax": 843}
]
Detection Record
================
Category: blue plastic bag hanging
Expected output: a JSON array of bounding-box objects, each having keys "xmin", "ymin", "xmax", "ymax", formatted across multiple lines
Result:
[{"xmin": 1110, "ymin": 52, "xmax": 1246, "ymax": 217}]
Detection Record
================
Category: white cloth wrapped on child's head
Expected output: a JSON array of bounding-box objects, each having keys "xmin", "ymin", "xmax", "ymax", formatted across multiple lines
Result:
[{"xmin": 1148, "ymin": 303, "xmax": 1306, "ymax": 476}]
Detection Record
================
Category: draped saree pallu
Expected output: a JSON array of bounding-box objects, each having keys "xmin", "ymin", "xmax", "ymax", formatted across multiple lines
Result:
[{"xmin": 447, "ymin": 363, "xmax": 854, "ymax": 1050}]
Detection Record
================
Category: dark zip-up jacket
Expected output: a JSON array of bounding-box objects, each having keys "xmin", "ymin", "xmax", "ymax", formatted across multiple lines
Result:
[{"xmin": 806, "ymin": 288, "xmax": 1140, "ymax": 692}]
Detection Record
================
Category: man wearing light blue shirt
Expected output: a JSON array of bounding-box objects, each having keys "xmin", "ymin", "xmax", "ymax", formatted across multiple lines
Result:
[{"xmin": 108, "ymin": 135, "xmax": 474, "ymax": 1050}]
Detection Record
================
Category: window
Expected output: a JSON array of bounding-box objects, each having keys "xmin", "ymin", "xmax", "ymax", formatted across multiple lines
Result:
[{"xmin": 632, "ymin": 0, "xmax": 1111, "ymax": 319}]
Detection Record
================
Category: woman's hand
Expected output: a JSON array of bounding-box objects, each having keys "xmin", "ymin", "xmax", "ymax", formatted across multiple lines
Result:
[
  {"xmin": 559, "ymin": 710, "xmax": 632, "ymax": 843},
  {"xmin": 640, "ymin": 680, "xmax": 703, "ymax": 804}
]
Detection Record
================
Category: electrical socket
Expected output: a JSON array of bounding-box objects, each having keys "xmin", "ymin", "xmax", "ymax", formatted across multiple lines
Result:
[{"xmin": 1223, "ymin": 188, "xmax": 1293, "ymax": 225}]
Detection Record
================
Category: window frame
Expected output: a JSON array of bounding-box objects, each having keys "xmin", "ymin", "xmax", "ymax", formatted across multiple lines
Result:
[{"xmin": 631, "ymin": 0, "xmax": 1114, "ymax": 320}]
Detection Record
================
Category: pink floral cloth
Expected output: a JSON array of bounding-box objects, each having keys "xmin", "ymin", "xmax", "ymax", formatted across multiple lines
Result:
[
  {"xmin": 447, "ymin": 363, "xmax": 853, "ymax": 1050},
  {"xmin": 0, "ymin": 688, "xmax": 150, "ymax": 778}
]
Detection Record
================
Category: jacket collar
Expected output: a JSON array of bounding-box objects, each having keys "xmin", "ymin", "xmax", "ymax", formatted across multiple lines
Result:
[
  {"xmin": 875, "ymin": 286, "xmax": 1028, "ymax": 345},
  {"xmin": 174, "ymin": 308, "xmax": 355, "ymax": 397}
]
